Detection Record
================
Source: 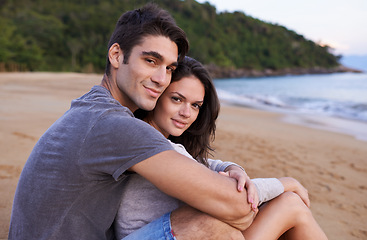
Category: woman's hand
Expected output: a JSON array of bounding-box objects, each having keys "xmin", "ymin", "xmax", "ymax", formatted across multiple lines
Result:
[
  {"xmin": 219, "ymin": 165, "xmax": 259, "ymax": 212},
  {"xmin": 279, "ymin": 177, "xmax": 310, "ymax": 207}
]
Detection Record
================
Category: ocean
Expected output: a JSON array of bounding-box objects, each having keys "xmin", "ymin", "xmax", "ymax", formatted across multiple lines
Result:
[{"xmin": 214, "ymin": 72, "xmax": 367, "ymax": 141}]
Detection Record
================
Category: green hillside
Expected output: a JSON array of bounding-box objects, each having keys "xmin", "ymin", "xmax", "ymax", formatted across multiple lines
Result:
[{"xmin": 0, "ymin": 0, "xmax": 341, "ymax": 73}]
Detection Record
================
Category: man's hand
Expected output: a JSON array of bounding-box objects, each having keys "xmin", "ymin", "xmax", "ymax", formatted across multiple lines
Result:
[{"xmin": 219, "ymin": 165, "xmax": 259, "ymax": 212}]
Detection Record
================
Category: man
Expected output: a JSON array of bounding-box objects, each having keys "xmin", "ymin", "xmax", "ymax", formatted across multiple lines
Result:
[{"xmin": 9, "ymin": 4, "xmax": 253, "ymax": 239}]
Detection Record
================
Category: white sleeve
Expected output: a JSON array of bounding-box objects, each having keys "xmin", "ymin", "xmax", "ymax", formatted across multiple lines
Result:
[
  {"xmin": 169, "ymin": 140, "xmax": 246, "ymax": 173},
  {"xmin": 252, "ymin": 178, "xmax": 284, "ymax": 205},
  {"xmin": 207, "ymin": 158, "xmax": 246, "ymax": 173}
]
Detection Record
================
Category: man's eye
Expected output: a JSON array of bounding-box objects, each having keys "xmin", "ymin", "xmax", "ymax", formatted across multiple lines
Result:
[
  {"xmin": 146, "ymin": 59, "xmax": 155, "ymax": 64},
  {"xmin": 166, "ymin": 66, "xmax": 176, "ymax": 73}
]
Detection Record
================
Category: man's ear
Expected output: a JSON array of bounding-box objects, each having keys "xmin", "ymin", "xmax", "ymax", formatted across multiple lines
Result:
[{"xmin": 108, "ymin": 43, "xmax": 123, "ymax": 69}]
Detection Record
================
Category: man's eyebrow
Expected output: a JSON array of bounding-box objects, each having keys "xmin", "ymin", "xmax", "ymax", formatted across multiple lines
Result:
[
  {"xmin": 142, "ymin": 51, "xmax": 178, "ymax": 67},
  {"xmin": 142, "ymin": 51, "xmax": 163, "ymax": 61}
]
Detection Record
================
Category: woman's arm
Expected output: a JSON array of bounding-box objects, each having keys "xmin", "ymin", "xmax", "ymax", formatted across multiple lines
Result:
[
  {"xmin": 252, "ymin": 177, "xmax": 310, "ymax": 208},
  {"xmin": 252, "ymin": 178, "xmax": 284, "ymax": 205},
  {"xmin": 207, "ymin": 158, "xmax": 245, "ymax": 172},
  {"xmin": 207, "ymin": 159, "xmax": 307, "ymax": 209}
]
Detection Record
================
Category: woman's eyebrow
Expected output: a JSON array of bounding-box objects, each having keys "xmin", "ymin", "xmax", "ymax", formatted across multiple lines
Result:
[
  {"xmin": 173, "ymin": 92, "xmax": 204, "ymax": 103},
  {"xmin": 173, "ymin": 92, "xmax": 186, "ymax": 99}
]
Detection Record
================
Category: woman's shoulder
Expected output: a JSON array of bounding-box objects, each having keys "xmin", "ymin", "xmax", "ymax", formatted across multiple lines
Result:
[{"xmin": 167, "ymin": 140, "xmax": 196, "ymax": 161}]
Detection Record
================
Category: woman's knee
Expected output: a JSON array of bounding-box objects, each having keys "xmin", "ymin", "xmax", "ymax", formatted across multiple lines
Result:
[
  {"xmin": 278, "ymin": 192, "xmax": 313, "ymax": 223},
  {"xmin": 278, "ymin": 191, "xmax": 305, "ymax": 206}
]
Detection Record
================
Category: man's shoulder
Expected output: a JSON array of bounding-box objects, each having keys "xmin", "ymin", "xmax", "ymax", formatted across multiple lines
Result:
[
  {"xmin": 71, "ymin": 85, "xmax": 134, "ymax": 117},
  {"xmin": 87, "ymin": 108, "xmax": 163, "ymax": 143}
]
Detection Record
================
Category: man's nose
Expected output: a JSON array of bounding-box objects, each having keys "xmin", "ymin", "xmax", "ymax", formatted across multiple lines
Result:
[{"xmin": 151, "ymin": 66, "xmax": 169, "ymax": 86}]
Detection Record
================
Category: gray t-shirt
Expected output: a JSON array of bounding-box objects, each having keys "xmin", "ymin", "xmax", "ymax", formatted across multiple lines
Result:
[{"xmin": 9, "ymin": 85, "xmax": 172, "ymax": 240}]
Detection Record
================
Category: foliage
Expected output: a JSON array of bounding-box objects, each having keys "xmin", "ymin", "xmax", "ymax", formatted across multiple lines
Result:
[{"xmin": 0, "ymin": 0, "xmax": 340, "ymax": 72}]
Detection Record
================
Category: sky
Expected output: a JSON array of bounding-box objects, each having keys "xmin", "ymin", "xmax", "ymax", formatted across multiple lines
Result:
[{"xmin": 196, "ymin": 0, "xmax": 367, "ymax": 57}]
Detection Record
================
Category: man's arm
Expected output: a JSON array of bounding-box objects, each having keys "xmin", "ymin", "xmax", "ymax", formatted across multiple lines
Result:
[{"xmin": 129, "ymin": 150, "xmax": 253, "ymax": 230}]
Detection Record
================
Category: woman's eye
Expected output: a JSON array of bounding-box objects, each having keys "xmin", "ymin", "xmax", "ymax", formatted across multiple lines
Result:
[
  {"xmin": 193, "ymin": 103, "xmax": 202, "ymax": 109},
  {"xmin": 171, "ymin": 96, "xmax": 181, "ymax": 102}
]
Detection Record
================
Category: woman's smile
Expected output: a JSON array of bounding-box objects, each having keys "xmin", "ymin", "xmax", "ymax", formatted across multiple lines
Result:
[{"xmin": 171, "ymin": 118, "xmax": 188, "ymax": 129}]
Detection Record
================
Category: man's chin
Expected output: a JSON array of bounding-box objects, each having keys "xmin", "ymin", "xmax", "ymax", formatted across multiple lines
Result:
[{"xmin": 138, "ymin": 101, "xmax": 157, "ymax": 111}]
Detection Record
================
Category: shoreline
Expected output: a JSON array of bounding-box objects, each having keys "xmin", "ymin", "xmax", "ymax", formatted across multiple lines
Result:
[
  {"xmin": 282, "ymin": 113, "xmax": 367, "ymax": 142},
  {"xmin": 1, "ymin": 72, "xmax": 366, "ymax": 239},
  {"xmin": 206, "ymin": 64, "xmax": 363, "ymax": 79},
  {"xmin": 220, "ymin": 99, "xmax": 367, "ymax": 143}
]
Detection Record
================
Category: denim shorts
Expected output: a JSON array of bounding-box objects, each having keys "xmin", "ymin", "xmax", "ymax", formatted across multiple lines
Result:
[{"xmin": 122, "ymin": 212, "xmax": 176, "ymax": 240}]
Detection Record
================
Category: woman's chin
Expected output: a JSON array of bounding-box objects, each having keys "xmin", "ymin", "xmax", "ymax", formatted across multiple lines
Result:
[{"xmin": 170, "ymin": 130, "xmax": 184, "ymax": 137}]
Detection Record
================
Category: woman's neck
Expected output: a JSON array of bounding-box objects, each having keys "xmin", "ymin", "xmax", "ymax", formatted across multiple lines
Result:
[{"xmin": 144, "ymin": 115, "xmax": 169, "ymax": 138}]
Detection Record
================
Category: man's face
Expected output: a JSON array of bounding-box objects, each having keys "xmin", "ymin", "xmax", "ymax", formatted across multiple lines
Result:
[{"xmin": 116, "ymin": 35, "xmax": 178, "ymax": 112}]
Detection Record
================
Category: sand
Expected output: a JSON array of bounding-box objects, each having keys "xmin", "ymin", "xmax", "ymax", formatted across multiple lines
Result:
[{"xmin": 0, "ymin": 72, "xmax": 366, "ymax": 239}]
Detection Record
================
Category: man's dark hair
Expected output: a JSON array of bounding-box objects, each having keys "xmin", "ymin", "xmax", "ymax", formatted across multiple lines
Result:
[{"xmin": 105, "ymin": 3, "xmax": 189, "ymax": 76}]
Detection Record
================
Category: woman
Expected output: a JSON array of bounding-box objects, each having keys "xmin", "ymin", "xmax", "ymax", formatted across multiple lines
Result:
[{"xmin": 115, "ymin": 57, "xmax": 327, "ymax": 239}]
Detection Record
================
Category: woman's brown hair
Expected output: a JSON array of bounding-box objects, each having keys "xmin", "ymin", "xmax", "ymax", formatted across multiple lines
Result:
[
  {"xmin": 135, "ymin": 56, "xmax": 220, "ymax": 166},
  {"xmin": 168, "ymin": 57, "xmax": 220, "ymax": 166}
]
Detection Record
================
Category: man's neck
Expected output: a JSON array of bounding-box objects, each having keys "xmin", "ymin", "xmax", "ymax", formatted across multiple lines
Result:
[
  {"xmin": 100, "ymin": 74, "xmax": 111, "ymax": 92},
  {"xmin": 100, "ymin": 74, "xmax": 137, "ymax": 112}
]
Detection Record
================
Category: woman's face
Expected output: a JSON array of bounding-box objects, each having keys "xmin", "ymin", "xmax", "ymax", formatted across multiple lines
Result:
[{"xmin": 149, "ymin": 75, "xmax": 205, "ymax": 138}]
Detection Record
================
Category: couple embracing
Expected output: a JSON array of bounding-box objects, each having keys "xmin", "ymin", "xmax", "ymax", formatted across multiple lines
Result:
[{"xmin": 10, "ymin": 3, "xmax": 327, "ymax": 240}]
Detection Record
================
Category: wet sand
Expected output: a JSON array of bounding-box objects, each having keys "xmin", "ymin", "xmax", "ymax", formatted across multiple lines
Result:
[{"xmin": 0, "ymin": 72, "xmax": 366, "ymax": 239}]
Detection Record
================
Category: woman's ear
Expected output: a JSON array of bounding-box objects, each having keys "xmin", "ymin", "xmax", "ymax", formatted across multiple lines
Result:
[{"xmin": 108, "ymin": 43, "xmax": 123, "ymax": 69}]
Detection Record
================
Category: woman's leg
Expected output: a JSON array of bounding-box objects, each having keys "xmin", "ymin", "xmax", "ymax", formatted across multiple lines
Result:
[{"xmin": 242, "ymin": 191, "xmax": 328, "ymax": 240}]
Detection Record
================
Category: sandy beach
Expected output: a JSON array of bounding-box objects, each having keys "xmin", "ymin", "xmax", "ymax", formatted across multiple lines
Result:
[{"xmin": 1, "ymin": 72, "xmax": 366, "ymax": 239}]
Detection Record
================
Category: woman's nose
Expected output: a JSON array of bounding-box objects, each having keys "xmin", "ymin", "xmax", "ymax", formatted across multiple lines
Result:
[{"xmin": 179, "ymin": 104, "xmax": 191, "ymax": 118}]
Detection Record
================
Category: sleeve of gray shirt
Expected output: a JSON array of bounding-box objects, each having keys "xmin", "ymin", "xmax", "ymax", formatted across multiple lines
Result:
[{"xmin": 252, "ymin": 178, "xmax": 284, "ymax": 205}]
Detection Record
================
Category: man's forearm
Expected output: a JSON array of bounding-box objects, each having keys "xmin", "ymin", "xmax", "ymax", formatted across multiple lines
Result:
[{"xmin": 130, "ymin": 150, "xmax": 254, "ymax": 229}]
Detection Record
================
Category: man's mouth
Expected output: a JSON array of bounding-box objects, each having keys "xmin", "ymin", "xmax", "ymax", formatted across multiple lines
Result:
[{"xmin": 145, "ymin": 86, "xmax": 161, "ymax": 98}]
